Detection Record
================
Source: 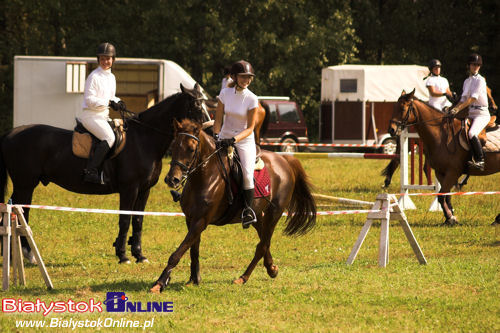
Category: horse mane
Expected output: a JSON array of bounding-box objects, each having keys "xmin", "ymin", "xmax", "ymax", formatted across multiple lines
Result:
[{"xmin": 135, "ymin": 92, "xmax": 205, "ymax": 124}]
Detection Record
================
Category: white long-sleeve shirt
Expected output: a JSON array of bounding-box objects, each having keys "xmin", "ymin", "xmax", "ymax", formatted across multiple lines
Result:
[{"xmin": 81, "ymin": 66, "xmax": 120, "ymax": 117}]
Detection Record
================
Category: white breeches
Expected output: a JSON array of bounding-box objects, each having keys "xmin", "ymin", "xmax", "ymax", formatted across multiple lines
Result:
[
  {"xmin": 78, "ymin": 113, "xmax": 115, "ymax": 148},
  {"xmin": 468, "ymin": 108, "xmax": 490, "ymax": 138},
  {"xmin": 222, "ymin": 134, "xmax": 255, "ymax": 189}
]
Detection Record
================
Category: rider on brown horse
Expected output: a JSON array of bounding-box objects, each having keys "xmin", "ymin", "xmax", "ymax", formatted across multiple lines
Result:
[
  {"xmin": 448, "ymin": 53, "xmax": 489, "ymax": 171},
  {"xmin": 213, "ymin": 60, "xmax": 259, "ymax": 228}
]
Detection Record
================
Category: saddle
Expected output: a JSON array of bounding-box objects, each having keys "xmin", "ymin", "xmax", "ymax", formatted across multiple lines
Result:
[
  {"xmin": 458, "ymin": 116, "xmax": 500, "ymax": 153},
  {"xmin": 72, "ymin": 119, "xmax": 127, "ymax": 159}
]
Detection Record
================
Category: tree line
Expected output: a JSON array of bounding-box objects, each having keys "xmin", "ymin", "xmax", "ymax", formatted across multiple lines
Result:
[{"xmin": 1, "ymin": 0, "xmax": 498, "ymax": 138}]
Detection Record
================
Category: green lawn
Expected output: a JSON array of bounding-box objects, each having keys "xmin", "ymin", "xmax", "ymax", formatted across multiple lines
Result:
[{"xmin": 1, "ymin": 157, "xmax": 499, "ymax": 332}]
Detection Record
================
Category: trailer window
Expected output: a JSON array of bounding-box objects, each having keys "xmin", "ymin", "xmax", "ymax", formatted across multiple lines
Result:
[
  {"xmin": 66, "ymin": 62, "xmax": 86, "ymax": 93},
  {"xmin": 340, "ymin": 79, "xmax": 357, "ymax": 93}
]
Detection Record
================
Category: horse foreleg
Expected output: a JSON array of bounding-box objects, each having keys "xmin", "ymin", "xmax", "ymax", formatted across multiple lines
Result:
[
  {"xmin": 187, "ymin": 238, "xmax": 201, "ymax": 285},
  {"xmin": 435, "ymin": 173, "xmax": 459, "ymax": 226},
  {"xmin": 11, "ymin": 186, "xmax": 37, "ymax": 264},
  {"xmin": 234, "ymin": 214, "xmax": 276, "ymax": 285},
  {"xmin": 151, "ymin": 221, "xmax": 206, "ymax": 293},
  {"xmin": 114, "ymin": 190, "xmax": 139, "ymax": 264},
  {"xmin": 128, "ymin": 189, "xmax": 151, "ymax": 263}
]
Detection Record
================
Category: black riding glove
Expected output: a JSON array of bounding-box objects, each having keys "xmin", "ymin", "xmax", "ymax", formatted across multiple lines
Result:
[
  {"xmin": 221, "ymin": 137, "xmax": 235, "ymax": 147},
  {"xmin": 109, "ymin": 100, "xmax": 126, "ymax": 111}
]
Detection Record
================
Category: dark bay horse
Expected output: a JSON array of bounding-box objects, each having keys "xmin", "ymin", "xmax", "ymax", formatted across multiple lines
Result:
[
  {"xmin": 150, "ymin": 119, "xmax": 316, "ymax": 292},
  {"xmin": 388, "ymin": 89, "xmax": 500, "ymax": 225},
  {"xmin": 0, "ymin": 84, "xmax": 208, "ymax": 263}
]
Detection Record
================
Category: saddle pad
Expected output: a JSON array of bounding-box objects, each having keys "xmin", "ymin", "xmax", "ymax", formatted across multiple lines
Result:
[
  {"xmin": 231, "ymin": 166, "xmax": 271, "ymax": 198},
  {"xmin": 484, "ymin": 127, "xmax": 500, "ymax": 152},
  {"xmin": 254, "ymin": 166, "xmax": 271, "ymax": 198}
]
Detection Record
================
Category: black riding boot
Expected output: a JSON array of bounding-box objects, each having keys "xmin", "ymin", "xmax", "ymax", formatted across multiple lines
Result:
[
  {"xmin": 83, "ymin": 140, "xmax": 110, "ymax": 184},
  {"xmin": 242, "ymin": 189, "xmax": 257, "ymax": 228},
  {"xmin": 468, "ymin": 136, "xmax": 485, "ymax": 171}
]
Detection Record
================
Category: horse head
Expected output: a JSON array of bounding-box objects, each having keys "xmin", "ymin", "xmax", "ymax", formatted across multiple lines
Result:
[
  {"xmin": 388, "ymin": 88, "xmax": 416, "ymax": 136},
  {"xmin": 179, "ymin": 83, "xmax": 211, "ymax": 124},
  {"xmin": 166, "ymin": 118, "xmax": 202, "ymax": 188}
]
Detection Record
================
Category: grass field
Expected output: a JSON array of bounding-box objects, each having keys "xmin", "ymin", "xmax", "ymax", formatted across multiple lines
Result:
[{"xmin": 1, "ymin": 157, "xmax": 499, "ymax": 332}]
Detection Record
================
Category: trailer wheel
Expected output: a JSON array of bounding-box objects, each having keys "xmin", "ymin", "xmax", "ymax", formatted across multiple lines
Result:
[
  {"xmin": 382, "ymin": 138, "xmax": 397, "ymax": 155},
  {"xmin": 280, "ymin": 137, "xmax": 298, "ymax": 152}
]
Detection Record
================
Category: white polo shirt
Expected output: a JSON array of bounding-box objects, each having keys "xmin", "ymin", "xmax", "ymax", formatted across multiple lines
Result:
[
  {"xmin": 426, "ymin": 75, "xmax": 451, "ymax": 110},
  {"xmin": 461, "ymin": 73, "xmax": 488, "ymax": 107},
  {"xmin": 218, "ymin": 87, "xmax": 259, "ymax": 138}
]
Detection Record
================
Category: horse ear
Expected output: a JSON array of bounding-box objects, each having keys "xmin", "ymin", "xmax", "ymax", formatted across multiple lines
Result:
[
  {"xmin": 409, "ymin": 88, "xmax": 416, "ymax": 98},
  {"xmin": 401, "ymin": 90, "xmax": 406, "ymax": 96},
  {"xmin": 194, "ymin": 83, "xmax": 201, "ymax": 93},
  {"xmin": 180, "ymin": 83, "xmax": 187, "ymax": 94},
  {"xmin": 173, "ymin": 118, "xmax": 181, "ymax": 131}
]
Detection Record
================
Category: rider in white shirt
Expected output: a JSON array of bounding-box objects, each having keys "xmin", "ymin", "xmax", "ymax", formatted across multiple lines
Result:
[
  {"xmin": 214, "ymin": 60, "xmax": 259, "ymax": 228},
  {"xmin": 449, "ymin": 53, "xmax": 489, "ymax": 171},
  {"xmin": 78, "ymin": 42, "xmax": 126, "ymax": 184},
  {"xmin": 425, "ymin": 59, "xmax": 453, "ymax": 111}
]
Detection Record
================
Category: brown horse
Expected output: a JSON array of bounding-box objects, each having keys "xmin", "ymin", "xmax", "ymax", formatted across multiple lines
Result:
[
  {"xmin": 388, "ymin": 89, "xmax": 500, "ymax": 225},
  {"xmin": 150, "ymin": 118, "xmax": 316, "ymax": 292}
]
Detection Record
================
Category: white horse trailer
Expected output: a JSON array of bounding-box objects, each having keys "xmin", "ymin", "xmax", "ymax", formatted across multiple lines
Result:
[
  {"xmin": 320, "ymin": 65, "xmax": 429, "ymax": 152},
  {"xmin": 14, "ymin": 56, "xmax": 205, "ymax": 130}
]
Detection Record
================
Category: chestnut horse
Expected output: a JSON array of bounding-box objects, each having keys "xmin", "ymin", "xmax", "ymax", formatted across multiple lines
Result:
[
  {"xmin": 388, "ymin": 89, "xmax": 500, "ymax": 225},
  {"xmin": 150, "ymin": 118, "xmax": 316, "ymax": 292}
]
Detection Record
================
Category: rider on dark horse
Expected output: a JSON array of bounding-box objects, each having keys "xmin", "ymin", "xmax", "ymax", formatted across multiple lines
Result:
[
  {"xmin": 449, "ymin": 53, "xmax": 489, "ymax": 171},
  {"xmin": 213, "ymin": 60, "xmax": 259, "ymax": 228},
  {"xmin": 78, "ymin": 42, "xmax": 126, "ymax": 184}
]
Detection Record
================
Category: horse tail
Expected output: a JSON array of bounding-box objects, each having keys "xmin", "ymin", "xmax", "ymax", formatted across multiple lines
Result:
[
  {"xmin": 259, "ymin": 103, "xmax": 270, "ymax": 139},
  {"xmin": 0, "ymin": 134, "xmax": 7, "ymax": 203},
  {"xmin": 281, "ymin": 155, "xmax": 316, "ymax": 236}
]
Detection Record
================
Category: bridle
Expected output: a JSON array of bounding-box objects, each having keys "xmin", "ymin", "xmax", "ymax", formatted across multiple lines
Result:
[
  {"xmin": 170, "ymin": 132, "xmax": 201, "ymax": 176},
  {"xmin": 390, "ymin": 99, "xmax": 418, "ymax": 131},
  {"xmin": 169, "ymin": 132, "xmax": 224, "ymax": 187},
  {"xmin": 391, "ymin": 98, "xmax": 452, "ymax": 132}
]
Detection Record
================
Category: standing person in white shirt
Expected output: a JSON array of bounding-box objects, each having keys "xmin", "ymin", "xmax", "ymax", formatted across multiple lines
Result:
[
  {"xmin": 214, "ymin": 60, "xmax": 259, "ymax": 228},
  {"xmin": 78, "ymin": 42, "xmax": 126, "ymax": 184},
  {"xmin": 449, "ymin": 53, "xmax": 489, "ymax": 170},
  {"xmin": 220, "ymin": 65, "xmax": 233, "ymax": 93},
  {"xmin": 425, "ymin": 59, "xmax": 453, "ymax": 111}
]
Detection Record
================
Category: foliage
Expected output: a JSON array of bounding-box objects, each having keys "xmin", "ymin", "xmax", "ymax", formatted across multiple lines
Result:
[
  {"xmin": 0, "ymin": 1, "xmax": 498, "ymax": 138},
  {"xmin": 0, "ymin": 157, "xmax": 498, "ymax": 332}
]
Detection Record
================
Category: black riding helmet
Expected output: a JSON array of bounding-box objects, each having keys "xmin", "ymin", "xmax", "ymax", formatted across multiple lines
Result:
[
  {"xmin": 428, "ymin": 59, "xmax": 441, "ymax": 70},
  {"xmin": 230, "ymin": 60, "xmax": 255, "ymax": 77},
  {"xmin": 468, "ymin": 53, "xmax": 482, "ymax": 66},
  {"xmin": 97, "ymin": 42, "xmax": 116, "ymax": 61}
]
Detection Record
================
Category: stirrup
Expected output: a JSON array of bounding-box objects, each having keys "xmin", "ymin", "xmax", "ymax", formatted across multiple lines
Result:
[
  {"xmin": 242, "ymin": 207, "xmax": 257, "ymax": 229},
  {"xmin": 83, "ymin": 169, "xmax": 107, "ymax": 185},
  {"xmin": 467, "ymin": 159, "xmax": 484, "ymax": 171}
]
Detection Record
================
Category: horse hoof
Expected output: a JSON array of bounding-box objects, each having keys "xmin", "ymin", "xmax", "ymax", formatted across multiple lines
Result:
[
  {"xmin": 233, "ymin": 277, "xmax": 246, "ymax": 285},
  {"xmin": 150, "ymin": 284, "xmax": 162, "ymax": 294},
  {"xmin": 22, "ymin": 248, "xmax": 37, "ymax": 265},
  {"xmin": 267, "ymin": 264, "xmax": 278, "ymax": 278},
  {"xmin": 136, "ymin": 257, "xmax": 149, "ymax": 264},
  {"xmin": 118, "ymin": 258, "xmax": 131, "ymax": 264},
  {"xmin": 442, "ymin": 216, "xmax": 458, "ymax": 227},
  {"xmin": 185, "ymin": 279, "xmax": 199, "ymax": 286}
]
